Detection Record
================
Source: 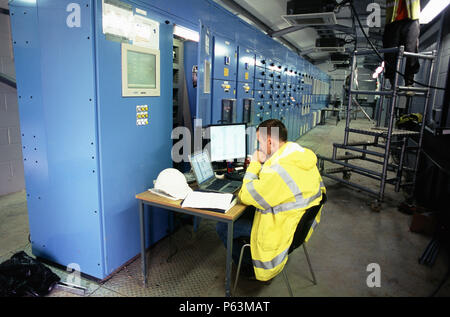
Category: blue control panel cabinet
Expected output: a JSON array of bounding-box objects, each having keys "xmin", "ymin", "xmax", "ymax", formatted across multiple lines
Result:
[
  {"xmin": 211, "ymin": 35, "xmax": 238, "ymax": 125},
  {"xmin": 9, "ymin": 0, "xmax": 173, "ymax": 279},
  {"xmin": 236, "ymin": 46, "xmax": 255, "ymax": 126},
  {"xmin": 9, "ymin": 0, "xmax": 330, "ymax": 280}
]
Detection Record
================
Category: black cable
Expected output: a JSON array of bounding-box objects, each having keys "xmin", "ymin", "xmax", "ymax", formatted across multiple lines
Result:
[
  {"xmin": 0, "ymin": 8, "xmax": 9, "ymax": 15},
  {"xmin": 348, "ymin": 1, "xmax": 446, "ymax": 91}
]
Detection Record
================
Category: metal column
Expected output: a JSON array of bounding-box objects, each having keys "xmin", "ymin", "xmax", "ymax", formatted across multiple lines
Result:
[{"xmin": 379, "ymin": 46, "xmax": 404, "ymax": 201}]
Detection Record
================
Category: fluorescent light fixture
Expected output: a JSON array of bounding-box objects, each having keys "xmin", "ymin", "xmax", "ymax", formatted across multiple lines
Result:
[
  {"xmin": 420, "ymin": 0, "xmax": 450, "ymax": 24},
  {"xmin": 173, "ymin": 25, "xmax": 199, "ymax": 42}
]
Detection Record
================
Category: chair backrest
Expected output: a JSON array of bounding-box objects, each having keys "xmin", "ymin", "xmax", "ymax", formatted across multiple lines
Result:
[{"xmin": 288, "ymin": 193, "xmax": 327, "ymax": 254}]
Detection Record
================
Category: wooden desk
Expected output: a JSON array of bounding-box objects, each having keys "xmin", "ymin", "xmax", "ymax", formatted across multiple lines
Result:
[{"xmin": 135, "ymin": 191, "xmax": 247, "ymax": 297}]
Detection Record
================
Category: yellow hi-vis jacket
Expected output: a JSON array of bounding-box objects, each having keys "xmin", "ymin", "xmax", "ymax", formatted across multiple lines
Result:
[
  {"xmin": 238, "ymin": 142, "xmax": 326, "ymax": 281},
  {"xmin": 386, "ymin": 0, "xmax": 420, "ymax": 24}
]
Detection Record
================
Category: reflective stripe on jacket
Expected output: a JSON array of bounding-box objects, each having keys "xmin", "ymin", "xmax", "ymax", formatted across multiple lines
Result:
[
  {"xmin": 386, "ymin": 0, "xmax": 420, "ymax": 24},
  {"xmin": 238, "ymin": 142, "xmax": 326, "ymax": 281}
]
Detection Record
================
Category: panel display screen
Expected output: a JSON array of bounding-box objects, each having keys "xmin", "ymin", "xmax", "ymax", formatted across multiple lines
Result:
[
  {"xmin": 127, "ymin": 50, "xmax": 156, "ymax": 89},
  {"xmin": 122, "ymin": 43, "xmax": 160, "ymax": 97}
]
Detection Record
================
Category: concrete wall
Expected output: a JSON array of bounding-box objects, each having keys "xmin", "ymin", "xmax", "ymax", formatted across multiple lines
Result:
[
  {"xmin": 0, "ymin": 0, "xmax": 24, "ymax": 196},
  {"xmin": 409, "ymin": 6, "xmax": 450, "ymax": 129},
  {"xmin": 433, "ymin": 8, "xmax": 450, "ymax": 128}
]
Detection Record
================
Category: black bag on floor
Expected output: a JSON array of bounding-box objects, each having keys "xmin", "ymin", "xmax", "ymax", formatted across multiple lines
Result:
[{"xmin": 0, "ymin": 251, "xmax": 60, "ymax": 297}]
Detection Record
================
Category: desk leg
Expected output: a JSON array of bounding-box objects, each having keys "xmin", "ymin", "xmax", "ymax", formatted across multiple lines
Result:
[
  {"xmin": 139, "ymin": 200, "xmax": 147, "ymax": 287},
  {"xmin": 225, "ymin": 221, "xmax": 233, "ymax": 297}
]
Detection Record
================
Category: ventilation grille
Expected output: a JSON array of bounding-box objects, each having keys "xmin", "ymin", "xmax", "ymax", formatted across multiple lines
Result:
[
  {"xmin": 282, "ymin": 12, "xmax": 337, "ymax": 26},
  {"xmin": 315, "ymin": 46, "xmax": 345, "ymax": 53}
]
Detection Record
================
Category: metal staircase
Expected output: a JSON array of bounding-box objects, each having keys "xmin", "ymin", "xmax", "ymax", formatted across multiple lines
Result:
[{"xmin": 318, "ymin": 46, "xmax": 437, "ymax": 204}]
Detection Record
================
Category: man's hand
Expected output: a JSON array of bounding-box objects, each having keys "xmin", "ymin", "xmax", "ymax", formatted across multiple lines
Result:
[{"xmin": 252, "ymin": 150, "xmax": 267, "ymax": 164}]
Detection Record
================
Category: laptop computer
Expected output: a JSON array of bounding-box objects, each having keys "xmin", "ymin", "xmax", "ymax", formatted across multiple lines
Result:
[{"xmin": 188, "ymin": 150, "xmax": 242, "ymax": 194}]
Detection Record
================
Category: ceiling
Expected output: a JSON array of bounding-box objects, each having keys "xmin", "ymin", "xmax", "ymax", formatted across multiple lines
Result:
[{"xmin": 213, "ymin": 0, "xmax": 386, "ymax": 67}]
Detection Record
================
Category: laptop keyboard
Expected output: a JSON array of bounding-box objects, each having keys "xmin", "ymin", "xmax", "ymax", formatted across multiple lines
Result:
[{"xmin": 207, "ymin": 179, "xmax": 230, "ymax": 191}]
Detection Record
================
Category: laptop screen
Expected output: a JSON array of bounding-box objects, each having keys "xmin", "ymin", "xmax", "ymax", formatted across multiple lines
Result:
[{"xmin": 190, "ymin": 151, "xmax": 214, "ymax": 184}]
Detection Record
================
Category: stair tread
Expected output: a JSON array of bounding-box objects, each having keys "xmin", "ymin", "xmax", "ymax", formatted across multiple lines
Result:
[
  {"xmin": 335, "ymin": 154, "xmax": 364, "ymax": 160},
  {"xmin": 318, "ymin": 156, "xmax": 382, "ymax": 177},
  {"xmin": 325, "ymin": 167, "xmax": 352, "ymax": 173},
  {"xmin": 347, "ymin": 127, "xmax": 419, "ymax": 137}
]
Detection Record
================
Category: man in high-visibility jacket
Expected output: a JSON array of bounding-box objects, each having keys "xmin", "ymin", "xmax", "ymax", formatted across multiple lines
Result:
[
  {"xmin": 216, "ymin": 119, "xmax": 326, "ymax": 281},
  {"xmin": 383, "ymin": 0, "xmax": 421, "ymax": 87}
]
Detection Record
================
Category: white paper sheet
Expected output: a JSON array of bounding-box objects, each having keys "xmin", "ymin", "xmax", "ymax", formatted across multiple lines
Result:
[{"xmin": 181, "ymin": 191, "xmax": 235, "ymax": 211}]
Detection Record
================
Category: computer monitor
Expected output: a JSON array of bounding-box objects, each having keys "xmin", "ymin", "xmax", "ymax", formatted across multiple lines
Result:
[{"xmin": 208, "ymin": 124, "xmax": 246, "ymax": 162}]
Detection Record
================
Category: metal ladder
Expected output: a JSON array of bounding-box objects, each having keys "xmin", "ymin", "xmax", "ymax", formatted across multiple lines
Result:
[{"xmin": 318, "ymin": 46, "xmax": 437, "ymax": 204}]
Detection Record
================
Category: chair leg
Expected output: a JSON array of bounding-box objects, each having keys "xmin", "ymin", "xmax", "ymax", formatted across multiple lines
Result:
[
  {"xmin": 282, "ymin": 269, "xmax": 293, "ymax": 297},
  {"xmin": 303, "ymin": 244, "xmax": 317, "ymax": 285},
  {"xmin": 233, "ymin": 243, "xmax": 250, "ymax": 296}
]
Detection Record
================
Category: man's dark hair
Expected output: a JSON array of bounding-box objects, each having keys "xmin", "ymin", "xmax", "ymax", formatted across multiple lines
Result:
[{"xmin": 257, "ymin": 119, "xmax": 288, "ymax": 142}]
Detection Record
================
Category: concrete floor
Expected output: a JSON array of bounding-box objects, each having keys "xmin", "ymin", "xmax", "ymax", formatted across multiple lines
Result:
[{"xmin": 1, "ymin": 117, "xmax": 449, "ymax": 297}]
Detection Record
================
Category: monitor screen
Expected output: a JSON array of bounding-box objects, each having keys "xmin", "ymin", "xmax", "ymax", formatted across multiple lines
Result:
[
  {"xmin": 190, "ymin": 151, "xmax": 214, "ymax": 184},
  {"xmin": 127, "ymin": 50, "xmax": 156, "ymax": 89},
  {"xmin": 209, "ymin": 124, "xmax": 246, "ymax": 162},
  {"xmin": 122, "ymin": 43, "xmax": 160, "ymax": 97}
]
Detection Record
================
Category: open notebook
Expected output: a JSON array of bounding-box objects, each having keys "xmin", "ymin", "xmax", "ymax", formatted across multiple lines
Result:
[{"xmin": 181, "ymin": 191, "xmax": 237, "ymax": 213}]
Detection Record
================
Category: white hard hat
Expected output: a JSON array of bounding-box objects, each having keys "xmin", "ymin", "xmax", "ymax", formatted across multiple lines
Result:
[{"xmin": 154, "ymin": 168, "xmax": 192, "ymax": 200}]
